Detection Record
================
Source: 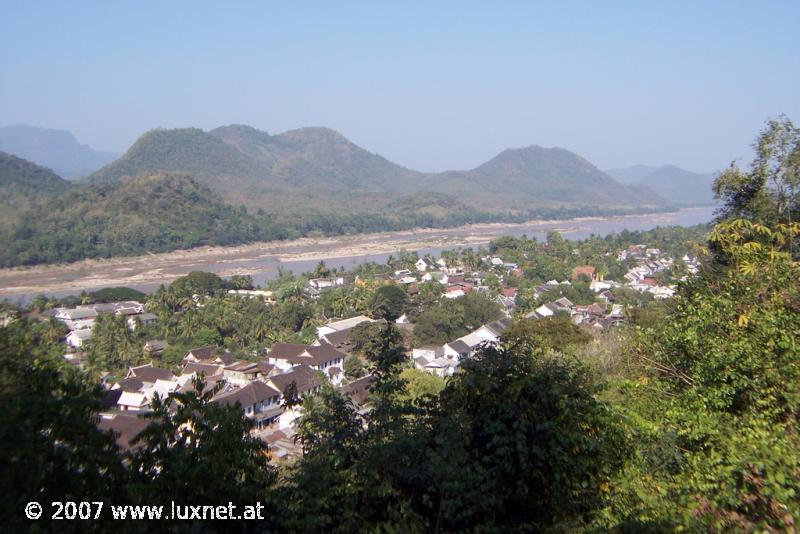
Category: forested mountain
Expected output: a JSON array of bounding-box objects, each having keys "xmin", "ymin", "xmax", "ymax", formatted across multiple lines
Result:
[
  {"xmin": 0, "ymin": 173, "xmax": 262, "ymax": 267},
  {"xmin": 432, "ymin": 146, "xmax": 665, "ymax": 211},
  {"xmin": 606, "ymin": 164, "xmax": 717, "ymax": 206},
  {"xmin": 89, "ymin": 125, "xmax": 668, "ymax": 213},
  {"xmin": 210, "ymin": 125, "xmax": 421, "ymax": 192},
  {"xmin": 0, "ymin": 151, "xmax": 72, "ymax": 227},
  {"xmin": 0, "ymin": 124, "xmax": 118, "ymax": 179}
]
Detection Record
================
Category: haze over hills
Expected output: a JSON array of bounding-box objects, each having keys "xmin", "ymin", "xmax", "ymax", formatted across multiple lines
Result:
[
  {"xmin": 89, "ymin": 124, "xmax": 668, "ymax": 215},
  {"xmin": 606, "ymin": 165, "xmax": 718, "ymax": 207},
  {"xmin": 0, "ymin": 125, "xmax": 118, "ymax": 179}
]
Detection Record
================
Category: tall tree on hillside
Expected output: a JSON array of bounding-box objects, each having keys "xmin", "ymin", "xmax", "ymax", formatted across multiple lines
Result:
[{"xmin": 714, "ymin": 115, "xmax": 799, "ymax": 227}]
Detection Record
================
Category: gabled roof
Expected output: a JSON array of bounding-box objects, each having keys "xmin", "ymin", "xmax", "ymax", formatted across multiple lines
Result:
[
  {"xmin": 484, "ymin": 318, "xmax": 511, "ymax": 336},
  {"xmin": 114, "ymin": 377, "xmax": 144, "ymax": 393},
  {"xmin": 268, "ymin": 365, "xmax": 322, "ymax": 396},
  {"xmin": 127, "ymin": 364, "xmax": 175, "ymax": 383},
  {"xmin": 270, "ymin": 343, "xmax": 347, "ymax": 367},
  {"xmin": 318, "ymin": 328, "xmax": 355, "ymax": 351},
  {"xmin": 322, "ymin": 315, "xmax": 373, "ymax": 332},
  {"xmin": 98, "ymin": 413, "xmax": 150, "ymax": 451},
  {"xmin": 181, "ymin": 362, "xmax": 224, "ymax": 376},
  {"xmin": 59, "ymin": 307, "xmax": 98, "ymax": 320},
  {"xmin": 68, "ymin": 329, "xmax": 93, "ymax": 340},
  {"xmin": 447, "ymin": 340, "xmax": 471, "ymax": 355},
  {"xmin": 213, "ymin": 380, "xmax": 280, "ymax": 408},
  {"xmin": 341, "ymin": 374, "xmax": 376, "ymax": 404},
  {"xmin": 553, "ymin": 297, "xmax": 575, "ymax": 309},
  {"xmin": 144, "ymin": 340, "xmax": 167, "ymax": 352},
  {"xmin": 183, "ymin": 346, "xmax": 233, "ymax": 364},
  {"xmin": 117, "ymin": 391, "xmax": 149, "ymax": 408},
  {"xmin": 185, "ymin": 345, "xmax": 216, "ymax": 359}
]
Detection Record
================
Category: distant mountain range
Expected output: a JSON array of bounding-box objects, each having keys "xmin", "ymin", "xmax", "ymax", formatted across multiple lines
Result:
[
  {"xmin": 88, "ymin": 124, "xmax": 667, "ymax": 216},
  {"xmin": 605, "ymin": 165, "xmax": 718, "ymax": 207},
  {"xmin": 0, "ymin": 123, "xmax": 682, "ymax": 266},
  {"xmin": 0, "ymin": 124, "xmax": 118, "ymax": 179}
]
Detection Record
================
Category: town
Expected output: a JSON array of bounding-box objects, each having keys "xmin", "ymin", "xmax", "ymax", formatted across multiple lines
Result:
[{"xmin": 3, "ymin": 226, "xmax": 705, "ymax": 462}]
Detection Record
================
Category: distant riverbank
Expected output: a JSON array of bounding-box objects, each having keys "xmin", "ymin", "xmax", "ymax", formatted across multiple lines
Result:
[{"xmin": 0, "ymin": 207, "xmax": 715, "ymax": 303}]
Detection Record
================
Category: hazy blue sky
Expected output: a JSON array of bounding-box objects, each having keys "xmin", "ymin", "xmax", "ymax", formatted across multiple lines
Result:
[{"xmin": 1, "ymin": 1, "xmax": 798, "ymax": 173}]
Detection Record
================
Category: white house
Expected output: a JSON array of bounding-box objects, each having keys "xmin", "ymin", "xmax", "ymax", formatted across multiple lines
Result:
[
  {"xmin": 649, "ymin": 286, "xmax": 676, "ymax": 299},
  {"xmin": 425, "ymin": 357, "xmax": 458, "ymax": 377},
  {"xmin": 415, "ymin": 258, "xmax": 436, "ymax": 272},
  {"xmin": 117, "ymin": 391, "xmax": 149, "ymax": 411},
  {"xmin": 316, "ymin": 315, "xmax": 374, "ymax": 339},
  {"xmin": 213, "ymin": 380, "xmax": 283, "ymax": 432},
  {"xmin": 590, "ymin": 280, "xmax": 613, "ymax": 292},
  {"xmin": 308, "ymin": 277, "xmax": 345, "ymax": 290},
  {"xmin": 66, "ymin": 329, "xmax": 93, "ymax": 348},
  {"xmin": 267, "ymin": 343, "xmax": 346, "ymax": 374}
]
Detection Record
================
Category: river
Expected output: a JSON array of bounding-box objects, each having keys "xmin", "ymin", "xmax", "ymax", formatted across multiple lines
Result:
[{"xmin": 0, "ymin": 207, "xmax": 715, "ymax": 304}]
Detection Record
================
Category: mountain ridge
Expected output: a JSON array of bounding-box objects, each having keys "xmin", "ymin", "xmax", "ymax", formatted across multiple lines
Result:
[
  {"xmin": 0, "ymin": 124, "xmax": 118, "ymax": 179},
  {"xmin": 89, "ymin": 124, "xmax": 668, "ymax": 213},
  {"xmin": 605, "ymin": 164, "xmax": 718, "ymax": 207}
]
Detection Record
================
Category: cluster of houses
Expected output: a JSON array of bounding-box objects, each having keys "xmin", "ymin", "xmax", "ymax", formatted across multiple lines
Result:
[
  {"xmin": 618, "ymin": 245, "xmax": 699, "ymax": 299},
  {"xmin": 98, "ymin": 315, "xmax": 378, "ymax": 462},
  {"xmin": 411, "ymin": 318, "xmax": 511, "ymax": 377},
  {"xmin": 52, "ymin": 301, "xmax": 157, "ymax": 349}
]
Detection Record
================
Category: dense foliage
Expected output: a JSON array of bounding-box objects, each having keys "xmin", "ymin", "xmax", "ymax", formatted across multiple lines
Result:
[
  {"xmin": 0, "ymin": 173, "xmax": 264, "ymax": 267},
  {"xmin": 0, "ymin": 151, "xmax": 71, "ymax": 228}
]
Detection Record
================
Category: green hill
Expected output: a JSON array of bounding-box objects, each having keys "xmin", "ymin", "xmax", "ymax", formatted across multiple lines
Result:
[
  {"xmin": 0, "ymin": 173, "xmax": 262, "ymax": 267},
  {"xmin": 0, "ymin": 151, "xmax": 72, "ymax": 227},
  {"xmin": 606, "ymin": 164, "xmax": 717, "ymax": 206},
  {"xmin": 434, "ymin": 146, "xmax": 665, "ymax": 212}
]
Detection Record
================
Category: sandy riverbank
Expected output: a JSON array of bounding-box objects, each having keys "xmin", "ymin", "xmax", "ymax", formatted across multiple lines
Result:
[{"xmin": 0, "ymin": 208, "xmax": 713, "ymax": 298}]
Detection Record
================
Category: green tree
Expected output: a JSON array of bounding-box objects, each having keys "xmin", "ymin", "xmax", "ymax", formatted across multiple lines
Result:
[
  {"xmin": 85, "ymin": 313, "xmax": 141, "ymax": 372},
  {"xmin": 398, "ymin": 367, "xmax": 444, "ymax": 402},
  {"xmin": 714, "ymin": 115, "xmax": 799, "ymax": 227},
  {"xmin": 343, "ymin": 355, "xmax": 365, "ymax": 380},
  {"xmin": 0, "ymin": 321, "xmax": 128, "ymax": 530},
  {"xmin": 169, "ymin": 271, "xmax": 225, "ymax": 298},
  {"xmin": 129, "ymin": 377, "xmax": 277, "ymax": 528},
  {"xmin": 225, "ymin": 274, "xmax": 254, "ymax": 290},
  {"xmin": 368, "ymin": 284, "xmax": 408, "ymax": 321},
  {"xmin": 609, "ymin": 219, "xmax": 800, "ymax": 530},
  {"xmin": 423, "ymin": 344, "xmax": 627, "ymax": 531}
]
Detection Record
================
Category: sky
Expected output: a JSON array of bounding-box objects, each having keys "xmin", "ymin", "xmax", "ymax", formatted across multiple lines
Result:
[{"xmin": 0, "ymin": 1, "xmax": 798, "ymax": 173}]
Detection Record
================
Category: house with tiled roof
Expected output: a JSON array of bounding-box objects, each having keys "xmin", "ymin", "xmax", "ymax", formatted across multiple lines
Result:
[
  {"xmin": 182, "ymin": 345, "xmax": 234, "ymax": 365},
  {"xmin": 222, "ymin": 360, "xmax": 276, "ymax": 384},
  {"xmin": 267, "ymin": 343, "xmax": 346, "ymax": 375},
  {"xmin": 212, "ymin": 380, "xmax": 283, "ymax": 431}
]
